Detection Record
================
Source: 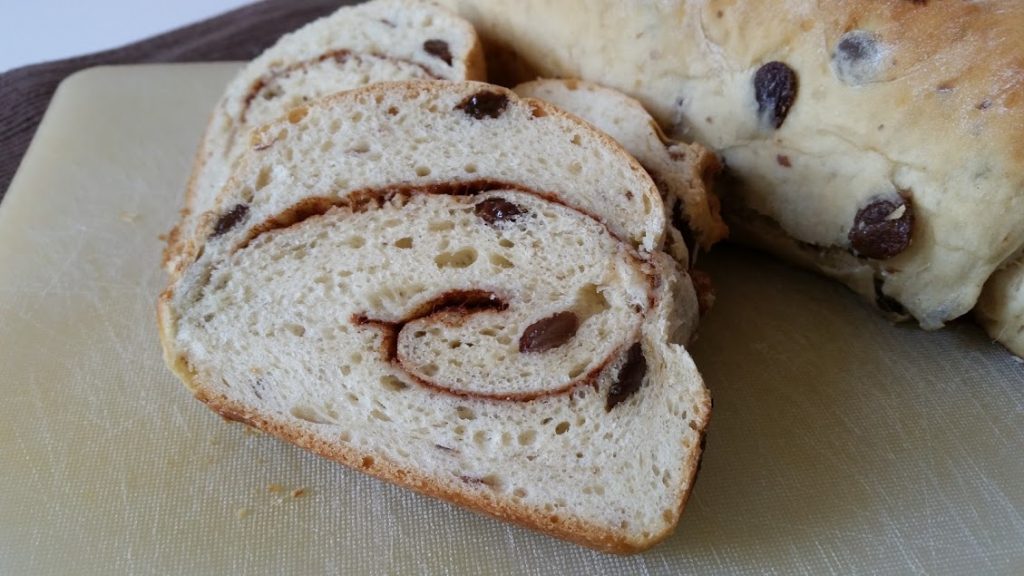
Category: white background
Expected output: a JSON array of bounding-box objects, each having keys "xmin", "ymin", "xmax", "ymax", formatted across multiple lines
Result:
[{"xmin": 1, "ymin": 0, "xmax": 255, "ymax": 73}]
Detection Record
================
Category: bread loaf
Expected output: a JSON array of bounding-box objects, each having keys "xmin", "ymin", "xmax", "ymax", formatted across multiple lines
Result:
[
  {"xmin": 159, "ymin": 81, "xmax": 710, "ymax": 553},
  {"xmin": 163, "ymin": 0, "xmax": 486, "ymax": 275},
  {"xmin": 439, "ymin": 0, "xmax": 1024, "ymax": 333}
]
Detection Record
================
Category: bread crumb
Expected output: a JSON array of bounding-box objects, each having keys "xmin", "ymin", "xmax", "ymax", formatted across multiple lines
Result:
[
  {"xmin": 290, "ymin": 487, "xmax": 308, "ymax": 499},
  {"xmin": 268, "ymin": 483, "xmax": 285, "ymax": 494},
  {"xmin": 118, "ymin": 211, "xmax": 140, "ymax": 223},
  {"xmin": 237, "ymin": 507, "xmax": 251, "ymax": 519}
]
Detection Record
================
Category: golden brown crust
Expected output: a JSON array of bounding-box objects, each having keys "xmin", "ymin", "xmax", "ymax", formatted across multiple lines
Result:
[{"xmin": 162, "ymin": 113, "xmax": 215, "ymax": 274}]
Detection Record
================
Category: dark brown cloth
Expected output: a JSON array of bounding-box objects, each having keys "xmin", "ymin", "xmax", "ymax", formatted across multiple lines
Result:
[{"xmin": 0, "ymin": 0, "xmax": 356, "ymax": 202}]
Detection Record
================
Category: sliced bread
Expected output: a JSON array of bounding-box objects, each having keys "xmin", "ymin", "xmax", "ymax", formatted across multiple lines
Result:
[
  {"xmin": 159, "ymin": 80, "xmax": 710, "ymax": 553},
  {"xmin": 163, "ymin": 0, "xmax": 486, "ymax": 275},
  {"xmin": 514, "ymin": 78, "xmax": 727, "ymax": 265}
]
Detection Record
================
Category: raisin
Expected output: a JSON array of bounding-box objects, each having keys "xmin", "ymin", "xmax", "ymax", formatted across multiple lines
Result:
[
  {"xmin": 456, "ymin": 91, "xmax": 509, "ymax": 120},
  {"xmin": 754, "ymin": 61, "xmax": 798, "ymax": 129},
  {"xmin": 832, "ymin": 31, "xmax": 883, "ymax": 86},
  {"xmin": 211, "ymin": 204, "xmax": 249, "ymax": 238},
  {"xmin": 848, "ymin": 196, "xmax": 914, "ymax": 259},
  {"xmin": 423, "ymin": 39, "xmax": 452, "ymax": 65},
  {"xmin": 519, "ymin": 312, "xmax": 579, "ymax": 353},
  {"xmin": 475, "ymin": 197, "xmax": 526, "ymax": 225},
  {"xmin": 606, "ymin": 343, "xmax": 647, "ymax": 411}
]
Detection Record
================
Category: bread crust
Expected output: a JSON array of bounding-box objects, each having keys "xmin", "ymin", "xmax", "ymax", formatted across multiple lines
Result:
[{"xmin": 163, "ymin": 0, "xmax": 488, "ymax": 277}]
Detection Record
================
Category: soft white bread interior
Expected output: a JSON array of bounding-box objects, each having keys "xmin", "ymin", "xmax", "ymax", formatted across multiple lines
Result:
[
  {"xmin": 163, "ymin": 0, "xmax": 486, "ymax": 275},
  {"xmin": 516, "ymin": 78, "xmax": 724, "ymax": 272},
  {"xmin": 159, "ymin": 81, "xmax": 710, "ymax": 553},
  {"xmin": 514, "ymin": 79, "xmax": 727, "ymax": 262}
]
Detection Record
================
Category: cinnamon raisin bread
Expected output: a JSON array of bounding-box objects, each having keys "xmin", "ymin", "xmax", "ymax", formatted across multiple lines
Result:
[
  {"xmin": 163, "ymin": 0, "xmax": 486, "ymax": 275},
  {"xmin": 439, "ymin": 0, "xmax": 1024, "ymax": 332},
  {"xmin": 513, "ymin": 78, "xmax": 727, "ymax": 266},
  {"xmin": 159, "ymin": 81, "xmax": 710, "ymax": 553}
]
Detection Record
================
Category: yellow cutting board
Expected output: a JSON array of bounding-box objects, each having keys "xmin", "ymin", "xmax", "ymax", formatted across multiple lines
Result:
[{"xmin": 1, "ymin": 64, "xmax": 1022, "ymax": 575}]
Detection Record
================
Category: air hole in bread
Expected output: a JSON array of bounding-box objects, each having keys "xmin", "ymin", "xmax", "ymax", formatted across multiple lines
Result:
[
  {"xmin": 555, "ymin": 421, "xmax": 570, "ymax": 435},
  {"xmin": 393, "ymin": 237, "xmax": 414, "ymax": 249},
  {"xmin": 517, "ymin": 430, "xmax": 537, "ymax": 446},
  {"xmin": 512, "ymin": 487, "xmax": 527, "ymax": 499},
  {"xmin": 473, "ymin": 430, "xmax": 488, "ymax": 446},
  {"xmin": 570, "ymin": 134, "xmax": 582, "ymax": 146},
  {"xmin": 568, "ymin": 161, "xmax": 583, "ymax": 175},
  {"xmin": 435, "ymin": 248, "xmax": 478, "ymax": 268},
  {"xmin": 290, "ymin": 405, "xmax": 330, "ymax": 424},
  {"xmin": 370, "ymin": 409, "xmax": 392, "ymax": 422},
  {"xmin": 463, "ymin": 163, "xmax": 477, "ymax": 174},
  {"xmin": 350, "ymin": 141, "xmax": 370, "ymax": 154},
  {"xmin": 360, "ymin": 456, "xmax": 374, "ymax": 468},
  {"xmin": 498, "ymin": 238, "xmax": 514, "ymax": 249},
  {"xmin": 421, "ymin": 362, "xmax": 439, "ymax": 376},
  {"xmin": 432, "ymin": 218, "xmax": 460, "ymax": 232},
  {"xmin": 415, "ymin": 166, "xmax": 431, "ymax": 177},
  {"xmin": 339, "ymin": 365, "xmax": 351, "ymax": 376},
  {"xmin": 455, "ymin": 406, "xmax": 476, "ymax": 420},
  {"xmin": 285, "ymin": 324, "xmax": 306, "ymax": 337},
  {"xmin": 345, "ymin": 236, "xmax": 366, "ymax": 249},
  {"xmin": 287, "ymin": 107, "xmax": 308, "ymax": 124},
  {"xmin": 489, "ymin": 253, "xmax": 514, "ymax": 269},
  {"xmin": 380, "ymin": 375, "xmax": 408, "ymax": 392},
  {"xmin": 350, "ymin": 352, "xmax": 363, "ymax": 365},
  {"xmin": 338, "ymin": 431, "xmax": 351, "ymax": 442},
  {"xmin": 568, "ymin": 363, "xmax": 588, "ymax": 379},
  {"xmin": 387, "ymin": 106, "xmax": 400, "ymax": 116},
  {"xmin": 346, "ymin": 393, "xmax": 359, "ymax": 405}
]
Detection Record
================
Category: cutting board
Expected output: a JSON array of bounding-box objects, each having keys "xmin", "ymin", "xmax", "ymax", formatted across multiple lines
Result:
[{"xmin": 1, "ymin": 64, "xmax": 1022, "ymax": 575}]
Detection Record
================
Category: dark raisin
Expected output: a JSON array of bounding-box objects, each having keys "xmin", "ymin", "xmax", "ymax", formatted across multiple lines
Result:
[
  {"xmin": 776, "ymin": 154, "xmax": 792, "ymax": 167},
  {"xmin": 211, "ymin": 204, "xmax": 249, "ymax": 237},
  {"xmin": 754, "ymin": 61, "xmax": 798, "ymax": 129},
  {"xmin": 423, "ymin": 39, "xmax": 453, "ymax": 65},
  {"xmin": 606, "ymin": 343, "xmax": 647, "ymax": 411},
  {"xmin": 456, "ymin": 91, "xmax": 509, "ymax": 120},
  {"xmin": 475, "ymin": 197, "xmax": 526, "ymax": 225},
  {"xmin": 519, "ymin": 312, "xmax": 579, "ymax": 353},
  {"xmin": 873, "ymin": 277, "xmax": 908, "ymax": 316},
  {"xmin": 848, "ymin": 196, "xmax": 914, "ymax": 259},
  {"xmin": 832, "ymin": 30, "xmax": 882, "ymax": 86}
]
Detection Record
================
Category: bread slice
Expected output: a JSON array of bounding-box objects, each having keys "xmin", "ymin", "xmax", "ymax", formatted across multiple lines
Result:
[
  {"xmin": 163, "ymin": 0, "xmax": 486, "ymax": 275},
  {"xmin": 159, "ymin": 80, "xmax": 710, "ymax": 553},
  {"xmin": 514, "ymin": 79, "xmax": 727, "ymax": 265}
]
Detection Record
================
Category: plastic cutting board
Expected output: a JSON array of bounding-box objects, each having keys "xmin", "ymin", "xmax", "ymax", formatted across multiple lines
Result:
[{"xmin": 0, "ymin": 64, "xmax": 1022, "ymax": 575}]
